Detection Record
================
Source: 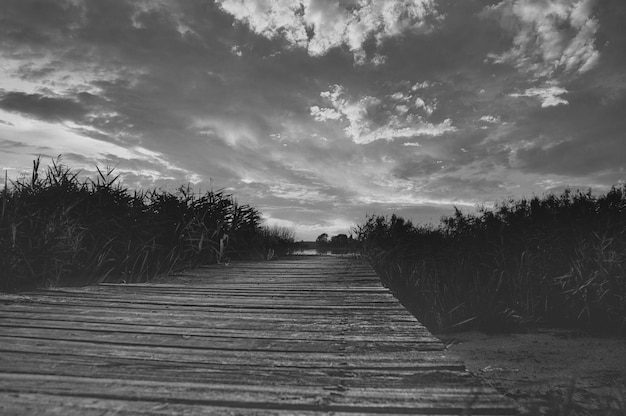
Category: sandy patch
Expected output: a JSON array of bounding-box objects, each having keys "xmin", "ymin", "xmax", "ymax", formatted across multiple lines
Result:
[{"xmin": 440, "ymin": 328, "xmax": 626, "ymax": 415}]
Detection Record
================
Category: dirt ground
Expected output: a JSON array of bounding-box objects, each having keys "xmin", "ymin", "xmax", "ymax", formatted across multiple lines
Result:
[{"xmin": 440, "ymin": 328, "xmax": 626, "ymax": 415}]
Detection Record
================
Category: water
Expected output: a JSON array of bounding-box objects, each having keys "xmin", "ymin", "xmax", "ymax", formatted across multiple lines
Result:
[{"xmin": 291, "ymin": 248, "xmax": 361, "ymax": 256}]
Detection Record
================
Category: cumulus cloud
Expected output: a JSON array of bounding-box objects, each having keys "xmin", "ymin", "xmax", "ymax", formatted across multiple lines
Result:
[
  {"xmin": 477, "ymin": 114, "xmax": 502, "ymax": 129},
  {"xmin": 510, "ymin": 85, "xmax": 569, "ymax": 107},
  {"xmin": 310, "ymin": 84, "xmax": 455, "ymax": 144},
  {"xmin": 414, "ymin": 97, "xmax": 436, "ymax": 116},
  {"xmin": 216, "ymin": 0, "xmax": 441, "ymax": 63},
  {"xmin": 479, "ymin": 115, "xmax": 501, "ymax": 124},
  {"xmin": 483, "ymin": 0, "xmax": 600, "ymax": 78},
  {"xmin": 310, "ymin": 105, "xmax": 342, "ymax": 121},
  {"xmin": 216, "ymin": 0, "xmax": 308, "ymax": 47},
  {"xmin": 411, "ymin": 81, "xmax": 432, "ymax": 90}
]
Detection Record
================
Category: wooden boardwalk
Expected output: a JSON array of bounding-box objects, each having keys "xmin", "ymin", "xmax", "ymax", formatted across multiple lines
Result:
[{"xmin": 0, "ymin": 255, "xmax": 516, "ymax": 415}]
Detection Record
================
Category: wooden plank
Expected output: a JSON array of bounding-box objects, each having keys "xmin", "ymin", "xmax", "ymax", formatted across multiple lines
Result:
[
  {"xmin": 4, "ymin": 291, "xmax": 402, "ymax": 306},
  {"xmin": 0, "ymin": 354, "xmax": 470, "ymax": 387},
  {"xmin": 0, "ymin": 392, "xmax": 516, "ymax": 416},
  {"xmin": 0, "ymin": 336, "xmax": 450, "ymax": 363},
  {"xmin": 40, "ymin": 285, "xmax": 391, "ymax": 294},
  {"xmin": 0, "ymin": 311, "xmax": 426, "ymax": 334},
  {"xmin": 0, "ymin": 256, "xmax": 517, "ymax": 415},
  {"xmin": 0, "ymin": 294, "xmax": 412, "ymax": 313},
  {"xmin": 0, "ymin": 373, "xmax": 515, "ymax": 414},
  {"xmin": 0, "ymin": 318, "xmax": 435, "ymax": 340},
  {"xmin": 0, "ymin": 328, "xmax": 443, "ymax": 353}
]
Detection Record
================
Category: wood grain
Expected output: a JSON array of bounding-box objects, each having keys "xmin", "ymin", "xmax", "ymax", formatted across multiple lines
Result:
[{"xmin": 0, "ymin": 255, "xmax": 517, "ymax": 415}]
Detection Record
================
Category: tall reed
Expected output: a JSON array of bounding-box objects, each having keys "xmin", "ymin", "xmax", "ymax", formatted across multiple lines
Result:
[
  {"xmin": 356, "ymin": 187, "xmax": 626, "ymax": 335},
  {"xmin": 0, "ymin": 158, "xmax": 294, "ymax": 291}
]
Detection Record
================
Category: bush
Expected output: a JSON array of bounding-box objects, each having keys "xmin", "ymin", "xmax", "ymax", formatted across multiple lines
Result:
[
  {"xmin": 0, "ymin": 158, "xmax": 294, "ymax": 291},
  {"xmin": 356, "ymin": 187, "xmax": 626, "ymax": 335}
]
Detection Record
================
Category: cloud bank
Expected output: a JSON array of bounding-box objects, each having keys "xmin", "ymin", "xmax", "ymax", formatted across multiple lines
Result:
[
  {"xmin": 310, "ymin": 84, "xmax": 456, "ymax": 144},
  {"xmin": 484, "ymin": 0, "xmax": 600, "ymax": 78},
  {"xmin": 217, "ymin": 0, "xmax": 441, "ymax": 63},
  {"xmin": 0, "ymin": 0, "xmax": 624, "ymax": 240}
]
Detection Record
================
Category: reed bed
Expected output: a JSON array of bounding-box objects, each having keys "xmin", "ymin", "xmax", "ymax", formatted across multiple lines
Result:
[
  {"xmin": 356, "ymin": 187, "xmax": 626, "ymax": 335},
  {"xmin": 0, "ymin": 158, "xmax": 294, "ymax": 292}
]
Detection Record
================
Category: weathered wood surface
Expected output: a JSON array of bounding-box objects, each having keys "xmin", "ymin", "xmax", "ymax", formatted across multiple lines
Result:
[{"xmin": 0, "ymin": 255, "xmax": 516, "ymax": 415}]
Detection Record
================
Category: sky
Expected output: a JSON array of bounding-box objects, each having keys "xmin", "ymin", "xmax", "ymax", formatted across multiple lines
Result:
[{"xmin": 1, "ymin": 0, "xmax": 625, "ymax": 240}]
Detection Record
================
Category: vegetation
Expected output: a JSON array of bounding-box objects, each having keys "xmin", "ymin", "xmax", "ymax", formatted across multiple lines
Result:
[
  {"xmin": 315, "ymin": 232, "xmax": 361, "ymax": 254},
  {"xmin": 0, "ymin": 158, "xmax": 295, "ymax": 292},
  {"xmin": 356, "ymin": 187, "xmax": 626, "ymax": 335}
]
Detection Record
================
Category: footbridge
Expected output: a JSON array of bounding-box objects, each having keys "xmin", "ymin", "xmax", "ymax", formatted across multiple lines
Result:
[{"xmin": 0, "ymin": 255, "xmax": 516, "ymax": 415}]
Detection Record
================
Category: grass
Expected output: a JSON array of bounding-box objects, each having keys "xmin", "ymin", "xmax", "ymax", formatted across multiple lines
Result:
[
  {"xmin": 0, "ymin": 158, "xmax": 295, "ymax": 292},
  {"xmin": 355, "ymin": 187, "xmax": 626, "ymax": 336}
]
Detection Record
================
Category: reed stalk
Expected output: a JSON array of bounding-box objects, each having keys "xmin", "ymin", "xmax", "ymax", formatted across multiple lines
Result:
[
  {"xmin": 356, "ymin": 187, "xmax": 626, "ymax": 335},
  {"xmin": 0, "ymin": 158, "xmax": 295, "ymax": 291}
]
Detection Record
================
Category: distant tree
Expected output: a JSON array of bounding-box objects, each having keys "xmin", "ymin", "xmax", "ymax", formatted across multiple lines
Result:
[
  {"xmin": 315, "ymin": 233, "xmax": 328, "ymax": 245},
  {"xmin": 330, "ymin": 233, "xmax": 349, "ymax": 247}
]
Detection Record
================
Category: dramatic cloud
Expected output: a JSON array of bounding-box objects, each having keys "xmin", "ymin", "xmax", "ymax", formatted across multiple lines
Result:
[
  {"xmin": 510, "ymin": 85, "xmax": 569, "ymax": 107},
  {"xmin": 0, "ymin": 0, "xmax": 623, "ymax": 240},
  {"xmin": 310, "ymin": 84, "xmax": 456, "ymax": 144},
  {"xmin": 217, "ymin": 0, "xmax": 441, "ymax": 63},
  {"xmin": 484, "ymin": 0, "xmax": 600, "ymax": 78}
]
